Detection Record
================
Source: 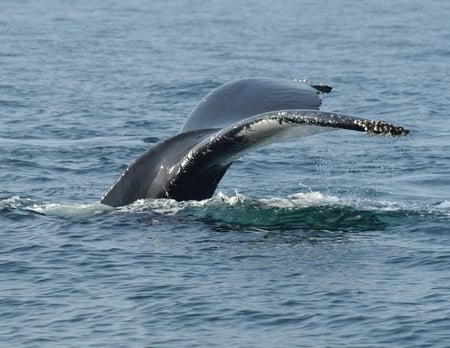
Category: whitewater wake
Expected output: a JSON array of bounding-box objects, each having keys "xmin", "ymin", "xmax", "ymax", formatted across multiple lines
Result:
[{"xmin": 1, "ymin": 192, "xmax": 448, "ymax": 231}]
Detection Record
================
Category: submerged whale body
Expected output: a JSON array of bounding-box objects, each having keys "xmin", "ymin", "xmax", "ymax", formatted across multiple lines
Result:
[{"xmin": 100, "ymin": 77, "xmax": 408, "ymax": 207}]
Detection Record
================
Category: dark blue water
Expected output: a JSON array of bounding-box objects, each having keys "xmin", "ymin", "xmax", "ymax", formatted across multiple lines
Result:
[{"xmin": 1, "ymin": 0, "xmax": 450, "ymax": 347}]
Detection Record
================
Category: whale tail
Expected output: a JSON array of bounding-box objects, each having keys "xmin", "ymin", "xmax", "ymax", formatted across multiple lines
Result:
[
  {"xmin": 100, "ymin": 109, "xmax": 408, "ymax": 206},
  {"xmin": 100, "ymin": 78, "xmax": 409, "ymax": 207}
]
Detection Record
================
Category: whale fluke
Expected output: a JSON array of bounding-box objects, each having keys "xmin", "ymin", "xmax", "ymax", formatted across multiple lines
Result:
[{"xmin": 100, "ymin": 78, "xmax": 408, "ymax": 207}]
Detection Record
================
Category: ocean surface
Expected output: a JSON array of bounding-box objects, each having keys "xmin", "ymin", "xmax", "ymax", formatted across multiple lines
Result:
[{"xmin": 1, "ymin": 0, "xmax": 450, "ymax": 347}]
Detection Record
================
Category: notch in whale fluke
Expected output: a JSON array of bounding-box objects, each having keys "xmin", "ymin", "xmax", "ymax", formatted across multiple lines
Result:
[{"xmin": 294, "ymin": 78, "xmax": 332, "ymax": 93}]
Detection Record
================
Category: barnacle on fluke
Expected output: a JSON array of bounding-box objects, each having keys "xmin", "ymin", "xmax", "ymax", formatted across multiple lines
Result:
[
  {"xmin": 353, "ymin": 119, "xmax": 409, "ymax": 136},
  {"xmin": 247, "ymin": 112, "xmax": 409, "ymax": 137}
]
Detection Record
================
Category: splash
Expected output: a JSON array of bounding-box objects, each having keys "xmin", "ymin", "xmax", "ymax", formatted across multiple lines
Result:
[
  {"xmin": 174, "ymin": 192, "xmax": 411, "ymax": 230},
  {"xmin": 1, "ymin": 193, "xmax": 448, "ymax": 230},
  {"xmin": 28, "ymin": 202, "xmax": 112, "ymax": 219}
]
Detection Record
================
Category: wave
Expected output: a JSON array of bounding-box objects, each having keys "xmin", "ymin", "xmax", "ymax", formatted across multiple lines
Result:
[
  {"xmin": 2, "ymin": 192, "xmax": 447, "ymax": 231},
  {"xmin": 0, "ymin": 192, "xmax": 450, "ymax": 231}
]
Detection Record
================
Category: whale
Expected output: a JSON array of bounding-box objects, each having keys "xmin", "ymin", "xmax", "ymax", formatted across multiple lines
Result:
[{"xmin": 100, "ymin": 77, "xmax": 408, "ymax": 207}]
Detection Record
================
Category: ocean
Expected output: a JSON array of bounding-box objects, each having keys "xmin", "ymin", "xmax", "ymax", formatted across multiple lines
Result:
[{"xmin": 1, "ymin": 0, "xmax": 449, "ymax": 347}]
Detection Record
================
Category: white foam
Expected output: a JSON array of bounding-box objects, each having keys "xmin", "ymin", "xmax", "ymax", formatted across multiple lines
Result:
[
  {"xmin": 437, "ymin": 200, "xmax": 450, "ymax": 209},
  {"xmin": 4, "ymin": 192, "xmax": 446, "ymax": 222},
  {"xmin": 0, "ymin": 196, "xmax": 25, "ymax": 208},
  {"xmin": 119, "ymin": 198, "xmax": 190, "ymax": 215},
  {"xmin": 27, "ymin": 202, "xmax": 112, "ymax": 219}
]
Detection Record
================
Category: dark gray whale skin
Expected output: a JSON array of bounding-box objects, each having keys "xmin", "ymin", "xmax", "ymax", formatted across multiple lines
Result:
[{"xmin": 100, "ymin": 78, "xmax": 408, "ymax": 207}]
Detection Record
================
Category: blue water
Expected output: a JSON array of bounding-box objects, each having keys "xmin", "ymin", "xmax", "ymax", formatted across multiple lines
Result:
[{"xmin": 1, "ymin": 0, "xmax": 450, "ymax": 346}]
